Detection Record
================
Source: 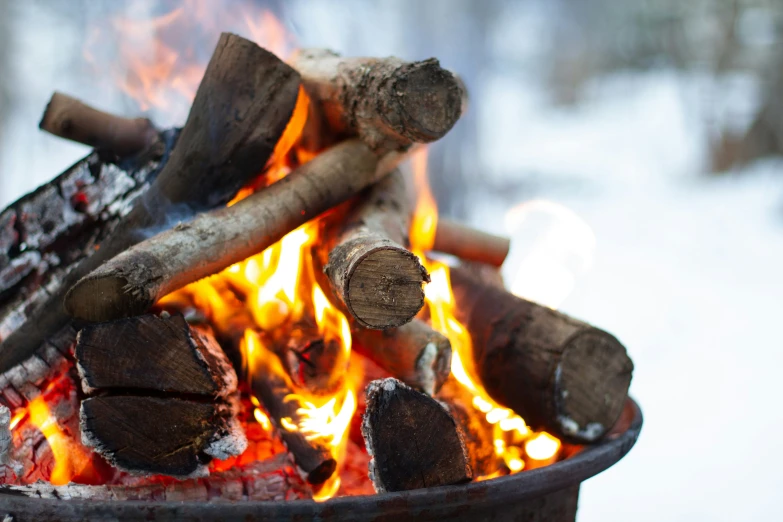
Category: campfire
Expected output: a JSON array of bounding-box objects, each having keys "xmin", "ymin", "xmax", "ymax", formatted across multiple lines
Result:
[{"xmin": 0, "ymin": 12, "xmax": 637, "ymax": 520}]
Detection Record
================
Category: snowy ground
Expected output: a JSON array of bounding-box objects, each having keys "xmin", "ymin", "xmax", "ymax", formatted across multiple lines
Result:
[{"xmin": 1, "ymin": 2, "xmax": 782, "ymax": 520}]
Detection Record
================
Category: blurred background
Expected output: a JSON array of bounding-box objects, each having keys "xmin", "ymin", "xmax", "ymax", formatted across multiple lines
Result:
[{"xmin": 1, "ymin": 1, "xmax": 781, "ymax": 520}]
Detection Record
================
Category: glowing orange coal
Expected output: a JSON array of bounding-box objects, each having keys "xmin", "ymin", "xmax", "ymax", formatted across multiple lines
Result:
[{"xmin": 24, "ymin": 394, "xmax": 99, "ymax": 486}]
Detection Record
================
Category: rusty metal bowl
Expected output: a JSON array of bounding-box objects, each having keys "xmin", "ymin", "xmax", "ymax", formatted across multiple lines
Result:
[{"xmin": 0, "ymin": 398, "xmax": 642, "ymax": 522}]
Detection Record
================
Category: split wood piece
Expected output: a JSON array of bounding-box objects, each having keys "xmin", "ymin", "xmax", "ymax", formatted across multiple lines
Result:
[
  {"xmin": 292, "ymin": 48, "xmax": 464, "ymax": 153},
  {"xmin": 361, "ymin": 378, "xmax": 472, "ymax": 493},
  {"xmin": 433, "ymin": 219, "xmax": 511, "ymax": 267},
  {"xmin": 449, "ymin": 266, "xmax": 634, "ymax": 443},
  {"xmin": 0, "ymin": 32, "xmax": 300, "ymax": 373},
  {"xmin": 280, "ymin": 324, "xmax": 348, "ymax": 396},
  {"xmin": 352, "ymin": 319, "xmax": 451, "ymax": 396},
  {"xmin": 246, "ymin": 334, "xmax": 336, "ymax": 485},
  {"xmin": 323, "ymin": 169, "xmax": 428, "ymax": 329},
  {"xmin": 75, "ymin": 314, "xmax": 246, "ymax": 477},
  {"xmin": 39, "ymin": 92, "xmax": 158, "ymax": 158},
  {"xmin": 437, "ymin": 377, "xmax": 497, "ymax": 477},
  {"xmin": 75, "ymin": 314, "xmax": 237, "ymax": 397},
  {"xmin": 66, "ymin": 140, "xmax": 408, "ymax": 322}
]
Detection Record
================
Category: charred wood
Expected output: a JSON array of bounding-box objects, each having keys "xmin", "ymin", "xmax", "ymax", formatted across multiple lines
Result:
[{"xmin": 361, "ymin": 378, "xmax": 471, "ymax": 492}]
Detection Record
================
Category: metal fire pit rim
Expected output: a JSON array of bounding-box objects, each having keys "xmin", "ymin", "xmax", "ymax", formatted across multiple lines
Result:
[{"xmin": 0, "ymin": 397, "xmax": 642, "ymax": 521}]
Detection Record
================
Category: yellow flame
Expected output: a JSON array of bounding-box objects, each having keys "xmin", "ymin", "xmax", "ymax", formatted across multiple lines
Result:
[
  {"xmin": 253, "ymin": 408, "xmax": 271, "ymax": 431},
  {"xmin": 313, "ymin": 476, "xmax": 342, "ymax": 502},
  {"xmin": 409, "ymin": 149, "xmax": 557, "ymax": 476},
  {"xmin": 525, "ymin": 432, "xmax": 561, "ymax": 461},
  {"xmin": 312, "ymin": 284, "xmax": 352, "ymax": 357},
  {"xmin": 8, "ymin": 410, "xmax": 25, "ymax": 431}
]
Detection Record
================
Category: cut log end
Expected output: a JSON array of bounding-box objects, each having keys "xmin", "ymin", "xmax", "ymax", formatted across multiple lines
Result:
[
  {"xmin": 556, "ymin": 330, "xmax": 634, "ymax": 441},
  {"xmin": 381, "ymin": 59, "xmax": 464, "ymax": 144},
  {"xmin": 361, "ymin": 378, "xmax": 471, "ymax": 493},
  {"xmin": 334, "ymin": 243, "xmax": 428, "ymax": 329}
]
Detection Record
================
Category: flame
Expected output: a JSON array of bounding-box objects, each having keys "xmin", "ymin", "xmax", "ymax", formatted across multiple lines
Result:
[
  {"xmin": 525, "ymin": 432, "xmax": 561, "ymax": 461},
  {"xmin": 84, "ymin": 2, "xmax": 296, "ymax": 121},
  {"xmin": 410, "ymin": 149, "xmax": 561, "ymax": 476},
  {"xmin": 504, "ymin": 200, "xmax": 595, "ymax": 309},
  {"xmin": 26, "ymin": 396, "xmax": 95, "ymax": 485}
]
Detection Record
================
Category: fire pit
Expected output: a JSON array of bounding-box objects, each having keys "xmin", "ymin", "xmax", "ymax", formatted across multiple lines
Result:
[
  {"xmin": 0, "ymin": 20, "xmax": 639, "ymax": 522},
  {"xmin": 0, "ymin": 400, "xmax": 640, "ymax": 521}
]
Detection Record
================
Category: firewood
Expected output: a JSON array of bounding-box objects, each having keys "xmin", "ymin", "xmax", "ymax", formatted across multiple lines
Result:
[
  {"xmin": 75, "ymin": 314, "xmax": 246, "ymax": 477},
  {"xmin": 279, "ymin": 324, "xmax": 348, "ymax": 396},
  {"xmin": 292, "ymin": 49, "xmax": 464, "ymax": 153},
  {"xmin": 65, "ymin": 140, "xmax": 408, "ymax": 322},
  {"xmin": 39, "ymin": 92, "xmax": 158, "ymax": 158},
  {"xmin": 434, "ymin": 219, "xmax": 510, "ymax": 267},
  {"xmin": 352, "ymin": 319, "xmax": 451, "ymax": 396},
  {"xmin": 0, "ymin": 32, "xmax": 300, "ymax": 372},
  {"xmin": 361, "ymin": 378, "xmax": 472, "ymax": 492},
  {"xmin": 322, "ymin": 169, "xmax": 428, "ymax": 329},
  {"xmin": 436, "ymin": 377, "xmax": 497, "ymax": 477},
  {"xmin": 449, "ymin": 266, "xmax": 634, "ymax": 443},
  {"xmin": 244, "ymin": 333, "xmax": 337, "ymax": 485}
]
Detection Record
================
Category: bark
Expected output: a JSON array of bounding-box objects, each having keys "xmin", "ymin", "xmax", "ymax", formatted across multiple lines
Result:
[
  {"xmin": 361, "ymin": 378, "xmax": 472, "ymax": 493},
  {"xmin": 433, "ymin": 219, "xmax": 510, "ymax": 267},
  {"xmin": 39, "ymin": 92, "xmax": 158, "ymax": 158},
  {"xmin": 0, "ymin": 32, "xmax": 300, "ymax": 372},
  {"xmin": 323, "ymin": 169, "xmax": 428, "ymax": 329},
  {"xmin": 351, "ymin": 318, "xmax": 451, "ymax": 395},
  {"xmin": 65, "ymin": 140, "xmax": 408, "ymax": 323},
  {"xmin": 449, "ymin": 266, "xmax": 634, "ymax": 443},
  {"xmin": 291, "ymin": 48, "xmax": 464, "ymax": 153},
  {"xmin": 75, "ymin": 314, "xmax": 246, "ymax": 477}
]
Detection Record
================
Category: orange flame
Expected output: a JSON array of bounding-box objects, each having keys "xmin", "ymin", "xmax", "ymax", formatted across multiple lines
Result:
[
  {"xmin": 26, "ymin": 396, "xmax": 96, "ymax": 485},
  {"xmin": 410, "ymin": 149, "xmax": 561, "ymax": 475}
]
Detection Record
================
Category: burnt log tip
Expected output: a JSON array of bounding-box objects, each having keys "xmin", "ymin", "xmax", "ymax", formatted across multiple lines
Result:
[
  {"xmin": 380, "ymin": 58, "xmax": 464, "ymax": 144},
  {"xmin": 64, "ymin": 250, "xmax": 162, "ymax": 322},
  {"xmin": 554, "ymin": 329, "xmax": 634, "ymax": 442}
]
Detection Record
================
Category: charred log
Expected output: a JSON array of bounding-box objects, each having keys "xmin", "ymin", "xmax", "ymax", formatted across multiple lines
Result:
[
  {"xmin": 449, "ymin": 266, "xmax": 634, "ymax": 443},
  {"xmin": 352, "ymin": 319, "xmax": 451, "ymax": 395},
  {"xmin": 65, "ymin": 140, "xmax": 408, "ymax": 322},
  {"xmin": 361, "ymin": 378, "xmax": 471, "ymax": 493},
  {"xmin": 0, "ymin": 32, "xmax": 300, "ymax": 372},
  {"xmin": 292, "ymin": 49, "xmax": 464, "ymax": 153},
  {"xmin": 39, "ymin": 92, "xmax": 158, "ymax": 158},
  {"xmin": 75, "ymin": 314, "xmax": 246, "ymax": 477},
  {"xmin": 322, "ymin": 169, "xmax": 428, "ymax": 329}
]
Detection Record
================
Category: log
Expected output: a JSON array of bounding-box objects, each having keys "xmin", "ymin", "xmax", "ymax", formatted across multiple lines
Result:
[
  {"xmin": 433, "ymin": 219, "xmax": 510, "ymax": 267},
  {"xmin": 361, "ymin": 378, "xmax": 471, "ymax": 492},
  {"xmin": 75, "ymin": 314, "xmax": 246, "ymax": 477},
  {"xmin": 292, "ymin": 49, "xmax": 464, "ymax": 153},
  {"xmin": 244, "ymin": 332, "xmax": 337, "ymax": 485},
  {"xmin": 39, "ymin": 92, "xmax": 158, "ymax": 158},
  {"xmin": 0, "ymin": 32, "xmax": 300, "ymax": 372},
  {"xmin": 351, "ymin": 319, "xmax": 451, "ymax": 396},
  {"xmin": 65, "ymin": 140, "xmax": 408, "ymax": 322},
  {"xmin": 449, "ymin": 266, "xmax": 634, "ymax": 443},
  {"xmin": 323, "ymin": 169, "xmax": 428, "ymax": 329}
]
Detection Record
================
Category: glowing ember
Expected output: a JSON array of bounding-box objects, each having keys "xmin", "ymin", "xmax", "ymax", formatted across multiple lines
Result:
[{"xmin": 26, "ymin": 396, "xmax": 96, "ymax": 486}]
